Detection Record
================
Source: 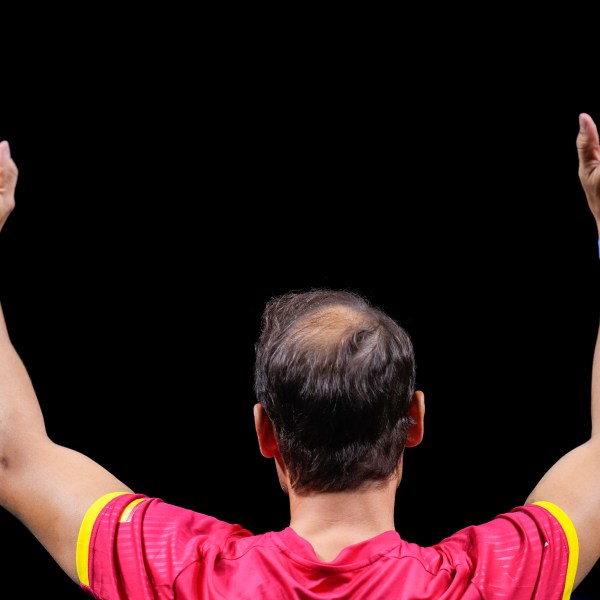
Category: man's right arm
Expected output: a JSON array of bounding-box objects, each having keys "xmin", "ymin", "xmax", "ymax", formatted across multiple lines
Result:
[{"xmin": 526, "ymin": 112, "xmax": 600, "ymax": 589}]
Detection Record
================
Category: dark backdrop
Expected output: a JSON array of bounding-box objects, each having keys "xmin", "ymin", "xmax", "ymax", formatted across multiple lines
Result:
[{"xmin": 0, "ymin": 39, "xmax": 598, "ymax": 598}]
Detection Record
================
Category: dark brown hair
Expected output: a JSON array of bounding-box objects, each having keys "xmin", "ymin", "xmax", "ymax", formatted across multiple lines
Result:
[{"xmin": 254, "ymin": 288, "xmax": 416, "ymax": 494}]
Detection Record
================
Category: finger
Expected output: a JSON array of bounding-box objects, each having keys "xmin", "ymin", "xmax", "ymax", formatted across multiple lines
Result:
[{"xmin": 0, "ymin": 141, "xmax": 10, "ymax": 158}]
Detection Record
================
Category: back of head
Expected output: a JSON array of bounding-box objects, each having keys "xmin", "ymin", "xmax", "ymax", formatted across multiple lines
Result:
[{"xmin": 254, "ymin": 288, "xmax": 416, "ymax": 494}]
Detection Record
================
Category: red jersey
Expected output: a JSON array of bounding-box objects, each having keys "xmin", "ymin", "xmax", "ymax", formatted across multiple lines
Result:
[{"xmin": 76, "ymin": 492, "xmax": 577, "ymax": 599}]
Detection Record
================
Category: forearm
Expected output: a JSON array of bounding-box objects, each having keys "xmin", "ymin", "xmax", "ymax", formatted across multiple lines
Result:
[
  {"xmin": 0, "ymin": 303, "xmax": 47, "ymax": 450},
  {"xmin": 589, "ymin": 209, "xmax": 600, "ymax": 435},
  {"xmin": 591, "ymin": 313, "xmax": 600, "ymax": 437}
]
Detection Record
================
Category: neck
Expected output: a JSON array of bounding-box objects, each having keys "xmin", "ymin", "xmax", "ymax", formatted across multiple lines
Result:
[{"xmin": 288, "ymin": 478, "xmax": 399, "ymax": 561}]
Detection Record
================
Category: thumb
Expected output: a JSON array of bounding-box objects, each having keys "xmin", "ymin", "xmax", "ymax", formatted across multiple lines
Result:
[
  {"xmin": 577, "ymin": 113, "xmax": 600, "ymax": 167},
  {"xmin": 0, "ymin": 141, "xmax": 10, "ymax": 158}
]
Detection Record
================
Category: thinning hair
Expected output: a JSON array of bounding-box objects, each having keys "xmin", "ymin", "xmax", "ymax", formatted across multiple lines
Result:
[{"xmin": 254, "ymin": 288, "xmax": 416, "ymax": 494}]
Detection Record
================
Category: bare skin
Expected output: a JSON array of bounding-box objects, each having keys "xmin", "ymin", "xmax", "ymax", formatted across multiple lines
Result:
[{"xmin": 0, "ymin": 141, "xmax": 16, "ymax": 230}]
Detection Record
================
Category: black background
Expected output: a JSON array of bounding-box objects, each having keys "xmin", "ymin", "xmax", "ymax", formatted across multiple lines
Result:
[{"xmin": 0, "ymin": 25, "xmax": 598, "ymax": 598}]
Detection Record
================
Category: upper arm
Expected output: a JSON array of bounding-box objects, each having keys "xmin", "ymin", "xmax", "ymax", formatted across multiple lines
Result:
[
  {"xmin": 526, "ymin": 437, "xmax": 600, "ymax": 589},
  {"xmin": 0, "ymin": 307, "xmax": 133, "ymax": 584},
  {"xmin": 0, "ymin": 433, "xmax": 132, "ymax": 584}
]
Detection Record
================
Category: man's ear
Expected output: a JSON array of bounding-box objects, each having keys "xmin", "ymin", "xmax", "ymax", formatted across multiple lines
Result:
[
  {"xmin": 405, "ymin": 390, "xmax": 425, "ymax": 448},
  {"xmin": 254, "ymin": 403, "xmax": 279, "ymax": 458}
]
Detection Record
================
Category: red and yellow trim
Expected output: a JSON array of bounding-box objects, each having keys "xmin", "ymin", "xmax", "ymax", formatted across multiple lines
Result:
[
  {"xmin": 533, "ymin": 501, "xmax": 578, "ymax": 600},
  {"xmin": 76, "ymin": 491, "xmax": 144, "ymax": 587}
]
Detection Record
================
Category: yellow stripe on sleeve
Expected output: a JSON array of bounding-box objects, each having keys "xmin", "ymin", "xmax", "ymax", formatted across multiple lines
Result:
[
  {"xmin": 76, "ymin": 492, "xmax": 132, "ymax": 587},
  {"xmin": 533, "ymin": 501, "xmax": 579, "ymax": 600}
]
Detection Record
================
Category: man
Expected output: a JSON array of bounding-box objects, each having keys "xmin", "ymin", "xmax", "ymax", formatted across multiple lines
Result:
[{"xmin": 0, "ymin": 114, "xmax": 598, "ymax": 598}]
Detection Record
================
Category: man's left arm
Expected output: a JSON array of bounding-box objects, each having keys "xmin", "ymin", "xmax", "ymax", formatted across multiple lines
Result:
[{"xmin": 0, "ymin": 141, "xmax": 133, "ymax": 585}]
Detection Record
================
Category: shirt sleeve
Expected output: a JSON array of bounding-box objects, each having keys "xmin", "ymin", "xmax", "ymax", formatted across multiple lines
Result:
[
  {"xmin": 436, "ymin": 502, "xmax": 577, "ymax": 600},
  {"xmin": 76, "ymin": 491, "xmax": 251, "ymax": 599}
]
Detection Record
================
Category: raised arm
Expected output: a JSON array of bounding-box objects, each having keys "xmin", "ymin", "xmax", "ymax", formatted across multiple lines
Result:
[
  {"xmin": 0, "ymin": 142, "xmax": 132, "ymax": 585},
  {"xmin": 578, "ymin": 114, "xmax": 600, "ymax": 436},
  {"xmin": 526, "ymin": 112, "xmax": 600, "ymax": 588}
]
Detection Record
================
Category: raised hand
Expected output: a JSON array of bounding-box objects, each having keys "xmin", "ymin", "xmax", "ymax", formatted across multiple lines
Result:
[
  {"xmin": 0, "ymin": 141, "xmax": 18, "ymax": 232},
  {"xmin": 577, "ymin": 113, "xmax": 600, "ymax": 230}
]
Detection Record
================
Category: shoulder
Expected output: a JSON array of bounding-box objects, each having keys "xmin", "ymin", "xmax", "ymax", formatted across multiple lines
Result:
[
  {"xmin": 80, "ymin": 492, "xmax": 254, "ymax": 546},
  {"xmin": 434, "ymin": 502, "xmax": 576, "ymax": 599},
  {"xmin": 78, "ymin": 492, "xmax": 257, "ymax": 594}
]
